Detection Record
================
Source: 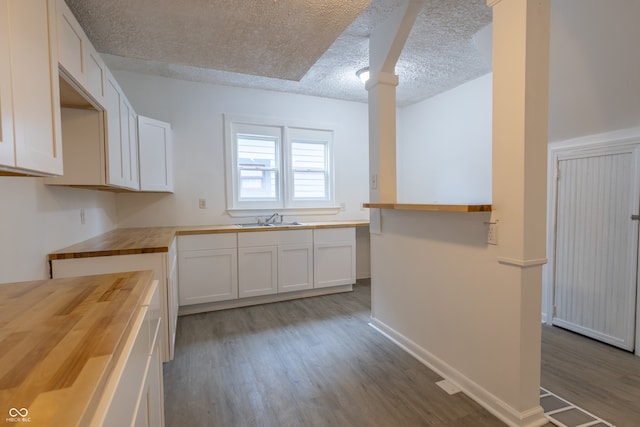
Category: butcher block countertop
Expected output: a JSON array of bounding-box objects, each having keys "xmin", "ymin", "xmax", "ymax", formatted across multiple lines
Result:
[
  {"xmin": 49, "ymin": 221, "xmax": 369, "ymax": 260},
  {"xmin": 0, "ymin": 270, "xmax": 154, "ymax": 426}
]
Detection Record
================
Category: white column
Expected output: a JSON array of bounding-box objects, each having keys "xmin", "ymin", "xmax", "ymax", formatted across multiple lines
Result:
[
  {"xmin": 489, "ymin": 0, "xmax": 550, "ymax": 421},
  {"xmin": 366, "ymin": 0, "xmax": 422, "ymax": 204},
  {"xmin": 367, "ymin": 71, "xmax": 399, "ymax": 203}
]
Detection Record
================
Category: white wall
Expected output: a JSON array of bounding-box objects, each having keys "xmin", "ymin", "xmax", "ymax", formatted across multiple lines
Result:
[
  {"xmin": 0, "ymin": 178, "xmax": 116, "ymax": 282},
  {"xmin": 548, "ymin": 0, "xmax": 640, "ymax": 142},
  {"xmin": 370, "ymin": 210, "xmax": 541, "ymax": 423},
  {"xmin": 542, "ymin": 0, "xmax": 640, "ymax": 320},
  {"xmin": 111, "ymin": 71, "xmax": 370, "ymax": 227},
  {"xmin": 397, "ymin": 73, "xmax": 492, "ymax": 204}
]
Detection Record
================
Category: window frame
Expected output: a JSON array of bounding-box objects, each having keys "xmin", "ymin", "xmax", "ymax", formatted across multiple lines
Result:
[
  {"xmin": 224, "ymin": 115, "xmax": 336, "ymax": 214},
  {"xmin": 285, "ymin": 128, "xmax": 332, "ymax": 208}
]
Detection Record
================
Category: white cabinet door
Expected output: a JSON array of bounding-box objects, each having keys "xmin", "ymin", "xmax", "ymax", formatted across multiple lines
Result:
[
  {"xmin": 104, "ymin": 72, "xmax": 139, "ymax": 190},
  {"xmin": 138, "ymin": 115, "xmax": 173, "ymax": 192},
  {"xmin": 104, "ymin": 75, "xmax": 125, "ymax": 187},
  {"xmin": 56, "ymin": 0, "xmax": 105, "ymax": 105},
  {"xmin": 146, "ymin": 330, "xmax": 165, "ymax": 427},
  {"xmin": 238, "ymin": 246, "xmax": 278, "ymax": 298},
  {"xmin": 0, "ymin": 0, "xmax": 62, "ymax": 176},
  {"xmin": 56, "ymin": 0, "xmax": 85, "ymax": 84},
  {"xmin": 314, "ymin": 228, "xmax": 356, "ymax": 288},
  {"xmin": 278, "ymin": 243, "xmax": 313, "ymax": 293},
  {"xmin": 126, "ymin": 100, "xmax": 139, "ymax": 190},
  {"xmin": 0, "ymin": 2, "xmax": 14, "ymax": 167},
  {"xmin": 179, "ymin": 248, "xmax": 238, "ymax": 305},
  {"xmin": 85, "ymin": 47, "xmax": 106, "ymax": 104},
  {"xmin": 167, "ymin": 239, "xmax": 179, "ymax": 360},
  {"xmin": 178, "ymin": 233, "xmax": 238, "ymax": 306}
]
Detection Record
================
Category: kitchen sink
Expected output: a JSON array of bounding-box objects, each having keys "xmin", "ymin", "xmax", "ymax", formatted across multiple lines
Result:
[{"xmin": 236, "ymin": 221, "xmax": 305, "ymax": 228}]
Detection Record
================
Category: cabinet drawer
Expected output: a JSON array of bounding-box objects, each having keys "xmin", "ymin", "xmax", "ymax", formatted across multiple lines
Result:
[
  {"xmin": 178, "ymin": 233, "xmax": 237, "ymax": 251},
  {"xmin": 238, "ymin": 229, "xmax": 312, "ymax": 247},
  {"xmin": 276, "ymin": 229, "xmax": 312, "ymax": 245},
  {"xmin": 313, "ymin": 227, "xmax": 355, "ymax": 243}
]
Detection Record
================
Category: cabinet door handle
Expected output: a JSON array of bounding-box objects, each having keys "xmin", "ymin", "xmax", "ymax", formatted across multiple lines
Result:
[{"xmin": 632, "ymin": 215, "xmax": 640, "ymax": 221}]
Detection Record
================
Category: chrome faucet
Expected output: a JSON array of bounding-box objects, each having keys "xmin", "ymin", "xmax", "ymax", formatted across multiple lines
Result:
[{"xmin": 262, "ymin": 213, "xmax": 281, "ymax": 225}]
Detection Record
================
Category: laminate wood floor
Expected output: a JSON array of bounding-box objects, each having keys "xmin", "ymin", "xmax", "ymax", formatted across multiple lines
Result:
[
  {"xmin": 540, "ymin": 324, "xmax": 640, "ymax": 427},
  {"xmin": 167, "ymin": 280, "xmax": 640, "ymax": 427},
  {"xmin": 164, "ymin": 281, "xmax": 512, "ymax": 427}
]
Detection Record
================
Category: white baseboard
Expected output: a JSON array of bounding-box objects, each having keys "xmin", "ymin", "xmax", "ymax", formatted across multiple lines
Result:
[
  {"xmin": 369, "ymin": 318, "xmax": 547, "ymax": 427},
  {"xmin": 178, "ymin": 284, "xmax": 353, "ymax": 316}
]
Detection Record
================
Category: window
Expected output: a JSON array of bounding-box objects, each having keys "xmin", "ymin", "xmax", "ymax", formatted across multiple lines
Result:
[
  {"xmin": 225, "ymin": 116, "xmax": 334, "ymax": 211},
  {"xmin": 237, "ymin": 135, "xmax": 279, "ymax": 200}
]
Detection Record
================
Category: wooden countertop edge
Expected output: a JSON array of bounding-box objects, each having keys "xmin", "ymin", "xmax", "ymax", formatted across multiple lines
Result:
[
  {"xmin": 176, "ymin": 221, "xmax": 370, "ymax": 235},
  {"xmin": 78, "ymin": 272, "xmax": 155, "ymax": 426},
  {"xmin": 0, "ymin": 271, "xmax": 155, "ymax": 427},
  {"xmin": 363, "ymin": 203, "xmax": 492, "ymax": 212},
  {"xmin": 49, "ymin": 222, "xmax": 370, "ymax": 259},
  {"xmin": 49, "ymin": 247, "xmax": 170, "ymax": 260}
]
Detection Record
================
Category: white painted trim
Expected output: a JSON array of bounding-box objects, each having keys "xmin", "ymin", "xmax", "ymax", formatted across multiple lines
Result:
[
  {"xmin": 369, "ymin": 318, "xmax": 548, "ymax": 427},
  {"xmin": 223, "ymin": 114, "xmax": 338, "ymax": 212},
  {"xmin": 178, "ymin": 284, "xmax": 353, "ymax": 316},
  {"xmin": 498, "ymin": 257, "xmax": 548, "ymax": 268},
  {"xmin": 227, "ymin": 207, "xmax": 341, "ymax": 218}
]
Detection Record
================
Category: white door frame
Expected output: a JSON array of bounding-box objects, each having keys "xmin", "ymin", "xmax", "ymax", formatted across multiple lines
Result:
[{"xmin": 544, "ymin": 130, "xmax": 640, "ymax": 356}]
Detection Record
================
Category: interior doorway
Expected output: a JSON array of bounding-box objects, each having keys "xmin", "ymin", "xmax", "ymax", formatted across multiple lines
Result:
[{"xmin": 547, "ymin": 139, "xmax": 640, "ymax": 353}]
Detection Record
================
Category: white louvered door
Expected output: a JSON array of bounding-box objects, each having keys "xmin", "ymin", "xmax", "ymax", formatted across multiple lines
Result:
[{"xmin": 553, "ymin": 147, "xmax": 639, "ymax": 351}]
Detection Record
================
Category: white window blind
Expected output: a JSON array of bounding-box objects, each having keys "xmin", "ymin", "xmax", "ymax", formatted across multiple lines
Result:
[
  {"xmin": 291, "ymin": 140, "xmax": 328, "ymax": 199},
  {"xmin": 225, "ymin": 116, "xmax": 334, "ymax": 211},
  {"xmin": 237, "ymin": 135, "xmax": 279, "ymax": 200}
]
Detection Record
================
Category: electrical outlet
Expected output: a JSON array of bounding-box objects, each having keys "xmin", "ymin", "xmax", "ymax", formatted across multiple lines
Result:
[
  {"xmin": 487, "ymin": 222, "xmax": 498, "ymax": 245},
  {"xmin": 370, "ymin": 174, "xmax": 378, "ymax": 190},
  {"xmin": 339, "ymin": 202, "xmax": 346, "ymax": 212},
  {"xmin": 198, "ymin": 198, "xmax": 207, "ymax": 209}
]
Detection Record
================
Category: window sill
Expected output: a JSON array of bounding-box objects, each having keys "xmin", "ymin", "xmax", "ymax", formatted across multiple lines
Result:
[{"xmin": 227, "ymin": 207, "xmax": 341, "ymax": 218}]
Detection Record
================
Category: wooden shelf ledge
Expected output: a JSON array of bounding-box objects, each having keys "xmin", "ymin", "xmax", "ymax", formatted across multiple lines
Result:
[{"xmin": 363, "ymin": 203, "xmax": 492, "ymax": 213}]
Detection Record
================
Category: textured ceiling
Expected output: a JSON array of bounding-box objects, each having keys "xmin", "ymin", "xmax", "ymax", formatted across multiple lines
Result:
[{"xmin": 65, "ymin": 0, "xmax": 492, "ymax": 107}]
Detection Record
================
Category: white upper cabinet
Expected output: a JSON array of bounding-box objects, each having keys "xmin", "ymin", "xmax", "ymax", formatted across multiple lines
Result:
[
  {"xmin": 103, "ymin": 71, "xmax": 139, "ymax": 190},
  {"xmin": 120, "ymin": 95, "xmax": 139, "ymax": 190},
  {"xmin": 138, "ymin": 116, "xmax": 174, "ymax": 192},
  {"xmin": 0, "ymin": 0, "xmax": 63, "ymax": 176},
  {"xmin": 48, "ymin": 79, "xmax": 140, "ymax": 191},
  {"xmin": 56, "ymin": 0, "xmax": 105, "ymax": 105}
]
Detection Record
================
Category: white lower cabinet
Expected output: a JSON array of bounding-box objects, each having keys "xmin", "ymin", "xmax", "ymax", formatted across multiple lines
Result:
[
  {"xmin": 50, "ymin": 239, "xmax": 178, "ymax": 363},
  {"xmin": 177, "ymin": 227, "xmax": 355, "ymax": 312},
  {"xmin": 92, "ymin": 280, "xmax": 164, "ymax": 427},
  {"xmin": 314, "ymin": 228, "xmax": 356, "ymax": 288},
  {"xmin": 178, "ymin": 233, "xmax": 238, "ymax": 305},
  {"xmin": 278, "ymin": 243, "xmax": 313, "ymax": 293},
  {"xmin": 238, "ymin": 229, "xmax": 313, "ymax": 297},
  {"xmin": 238, "ymin": 245, "xmax": 278, "ymax": 297}
]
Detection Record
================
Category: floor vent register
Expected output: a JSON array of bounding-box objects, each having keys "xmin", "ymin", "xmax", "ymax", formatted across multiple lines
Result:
[{"xmin": 540, "ymin": 387, "xmax": 614, "ymax": 427}]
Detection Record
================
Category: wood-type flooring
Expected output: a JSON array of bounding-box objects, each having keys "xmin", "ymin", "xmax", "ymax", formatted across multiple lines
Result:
[
  {"xmin": 541, "ymin": 323, "xmax": 640, "ymax": 427},
  {"xmin": 164, "ymin": 280, "xmax": 638, "ymax": 426}
]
